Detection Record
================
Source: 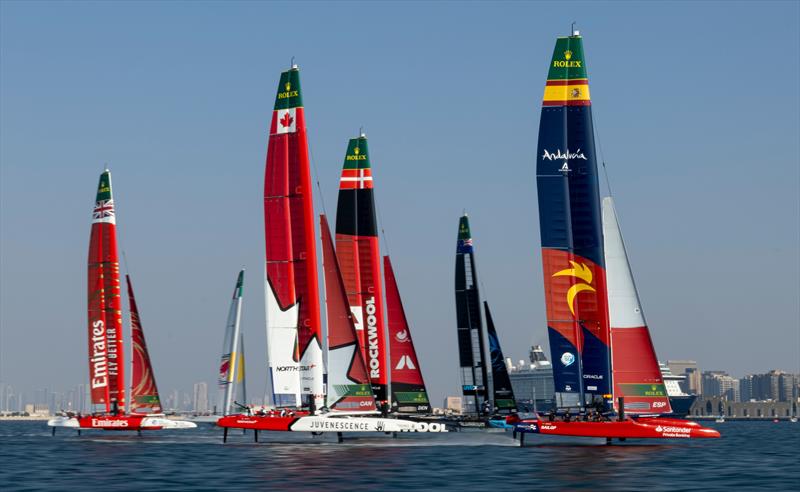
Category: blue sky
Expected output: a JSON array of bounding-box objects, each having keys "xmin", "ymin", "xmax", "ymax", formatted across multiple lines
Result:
[{"xmin": 1, "ymin": 1, "xmax": 798, "ymax": 406}]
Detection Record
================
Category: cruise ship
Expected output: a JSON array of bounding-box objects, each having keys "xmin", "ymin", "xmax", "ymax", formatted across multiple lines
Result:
[{"xmin": 508, "ymin": 346, "xmax": 697, "ymax": 417}]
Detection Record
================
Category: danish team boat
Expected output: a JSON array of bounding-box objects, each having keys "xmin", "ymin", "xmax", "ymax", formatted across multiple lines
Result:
[
  {"xmin": 216, "ymin": 67, "xmax": 443, "ymax": 440},
  {"xmin": 335, "ymin": 134, "xmax": 431, "ymax": 415},
  {"xmin": 48, "ymin": 170, "xmax": 195, "ymax": 432},
  {"xmin": 511, "ymin": 32, "xmax": 718, "ymax": 443}
]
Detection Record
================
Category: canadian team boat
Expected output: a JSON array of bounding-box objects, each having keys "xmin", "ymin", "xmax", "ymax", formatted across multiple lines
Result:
[
  {"xmin": 48, "ymin": 170, "xmax": 195, "ymax": 432},
  {"xmin": 453, "ymin": 215, "xmax": 518, "ymax": 429},
  {"xmin": 216, "ymin": 67, "xmax": 444, "ymax": 440},
  {"xmin": 509, "ymin": 32, "xmax": 719, "ymax": 444}
]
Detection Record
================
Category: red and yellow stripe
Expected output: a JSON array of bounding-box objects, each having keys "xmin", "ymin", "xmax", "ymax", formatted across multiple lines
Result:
[{"xmin": 543, "ymin": 78, "xmax": 591, "ymax": 106}]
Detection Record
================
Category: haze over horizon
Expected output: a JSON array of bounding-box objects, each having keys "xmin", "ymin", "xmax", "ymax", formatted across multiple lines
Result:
[{"xmin": 2, "ymin": 1, "xmax": 798, "ymax": 407}]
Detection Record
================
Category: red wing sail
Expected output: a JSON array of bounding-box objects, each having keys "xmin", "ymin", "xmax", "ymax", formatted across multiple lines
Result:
[
  {"xmin": 384, "ymin": 256, "xmax": 430, "ymax": 414},
  {"xmin": 127, "ymin": 275, "xmax": 162, "ymax": 414},
  {"xmin": 334, "ymin": 135, "xmax": 388, "ymax": 403},
  {"xmin": 320, "ymin": 215, "xmax": 377, "ymax": 413},
  {"xmin": 264, "ymin": 67, "xmax": 324, "ymax": 409},
  {"xmin": 87, "ymin": 170, "xmax": 125, "ymax": 412}
]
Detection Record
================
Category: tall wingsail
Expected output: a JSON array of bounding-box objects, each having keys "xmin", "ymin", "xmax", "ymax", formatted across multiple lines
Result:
[
  {"xmin": 218, "ymin": 270, "xmax": 244, "ymax": 416},
  {"xmin": 320, "ymin": 215, "xmax": 377, "ymax": 413},
  {"xmin": 535, "ymin": 33, "xmax": 611, "ymax": 409},
  {"xmin": 454, "ymin": 215, "xmax": 489, "ymax": 415},
  {"xmin": 127, "ymin": 275, "xmax": 161, "ymax": 415},
  {"xmin": 384, "ymin": 256, "xmax": 431, "ymax": 414},
  {"xmin": 87, "ymin": 170, "xmax": 125, "ymax": 413},
  {"xmin": 264, "ymin": 66, "xmax": 325, "ymax": 410},
  {"xmin": 603, "ymin": 197, "xmax": 671, "ymax": 414},
  {"xmin": 483, "ymin": 302, "xmax": 517, "ymax": 414},
  {"xmin": 334, "ymin": 135, "xmax": 388, "ymax": 403}
]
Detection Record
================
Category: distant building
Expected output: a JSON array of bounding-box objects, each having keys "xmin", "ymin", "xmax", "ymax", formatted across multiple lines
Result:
[
  {"xmin": 192, "ymin": 382, "xmax": 209, "ymax": 414},
  {"xmin": 667, "ymin": 360, "xmax": 701, "ymax": 394},
  {"xmin": 444, "ymin": 396, "xmax": 462, "ymax": 415},
  {"xmin": 701, "ymin": 371, "xmax": 739, "ymax": 401},
  {"xmin": 24, "ymin": 404, "xmax": 50, "ymax": 417}
]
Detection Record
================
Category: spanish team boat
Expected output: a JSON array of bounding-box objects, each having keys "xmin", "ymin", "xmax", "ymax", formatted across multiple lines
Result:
[
  {"xmin": 216, "ymin": 66, "xmax": 444, "ymax": 440},
  {"xmin": 509, "ymin": 31, "xmax": 719, "ymax": 444},
  {"xmin": 48, "ymin": 170, "xmax": 195, "ymax": 433}
]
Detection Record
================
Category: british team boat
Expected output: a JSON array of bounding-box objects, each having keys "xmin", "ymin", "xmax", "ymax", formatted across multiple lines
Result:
[
  {"xmin": 511, "ymin": 31, "xmax": 719, "ymax": 444},
  {"xmin": 216, "ymin": 67, "xmax": 444, "ymax": 440},
  {"xmin": 453, "ymin": 215, "xmax": 518, "ymax": 428},
  {"xmin": 48, "ymin": 170, "xmax": 195, "ymax": 433}
]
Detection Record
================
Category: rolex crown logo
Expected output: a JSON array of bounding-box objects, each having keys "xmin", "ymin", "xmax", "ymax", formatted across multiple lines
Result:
[
  {"xmin": 354, "ymin": 147, "xmax": 360, "ymax": 155},
  {"xmin": 564, "ymin": 50, "xmax": 573, "ymax": 60},
  {"xmin": 285, "ymin": 81, "xmax": 291, "ymax": 91}
]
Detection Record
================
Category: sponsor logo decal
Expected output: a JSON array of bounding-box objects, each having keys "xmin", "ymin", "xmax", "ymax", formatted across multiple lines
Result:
[
  {"xmin": 365, "ymin": 297, "xmax": 380, "ymax": 379},
  {"xmin": 277, "ymin": 81, "xmax": 299, "ymax": 100},
  {"xmin": 553, "ymin": 50, "xmax": 582, "ymax": 68},
  {"xmin": 276, "ymin": 364, "xmax": 316, "ymax": 372},
  {"xmin": 346, "ymin": 145, "xmax": 367, "ymax": 161},
  {"xmin": 541, "ymin": 149, "xmax": 588, "ymax": 161},
  {"xmin": 395, "ymin": 355, "xmax": 416, "ymax": 370},
  {"xmin": 90, "ymin": 320, "xmax": 108, "ymax": 389},
  {"xmin": 560, "ymin": 352, "xmax": 575, "ymax": 367},
  {"xmin": 653, "ymin": 401, "xmax": 668, "ymax": 408},
  {"xmin": 553, "ymin": 261, "xmax": 596, "ymax": 316},
  {"xmin": 394, "ymin": 330, "xmax": 409, "ymax": 343},
  {"xmin": 92, "ymin": 418, "xmax": 129, "ymax": 427}
]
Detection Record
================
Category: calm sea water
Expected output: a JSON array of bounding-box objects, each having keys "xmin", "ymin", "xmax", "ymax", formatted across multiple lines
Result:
[{"xmin": 0, "ymin": 421, "xmax": 797, "ymax": 491}]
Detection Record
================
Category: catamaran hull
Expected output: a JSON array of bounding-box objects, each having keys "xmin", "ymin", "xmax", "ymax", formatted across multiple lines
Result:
[
  {"xmin": 217, "ymin": 415, "xmax": 448, "ymax": 433},
  {"xmin": 512, "ymin": 418, "xmax": 719, "ymax": 439},
  {"xmin": 47, "ymin": 415, "xmax": 196, "ymax": 430}
]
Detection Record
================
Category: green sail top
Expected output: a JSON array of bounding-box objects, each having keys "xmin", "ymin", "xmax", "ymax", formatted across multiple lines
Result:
[
  {"xmin": 235, "ymin": 270, "xmax": 244, "ymax": 298},
  {"xmin": 273, "ymin": 67, "xmax": 303, "ymax": 110},
  {"xmin": 458, "ymin": 215, "xmax": 471, "ymax": 241},
  {"xmin": 547, "ymin": 35, "xmax": 588, "ymax": 80},
  {"xmin": 342, "ymin": 135, "xmax": 370, "ymax": 170},
  {"xmin": 96, "ymin": 170, "xmax": 112, "ymax": 202}
]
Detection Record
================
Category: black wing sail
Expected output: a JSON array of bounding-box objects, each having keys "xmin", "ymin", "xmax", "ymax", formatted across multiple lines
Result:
[{"xmin": 484, "ymin": 301, "xmax": 517, "ymax": 414}]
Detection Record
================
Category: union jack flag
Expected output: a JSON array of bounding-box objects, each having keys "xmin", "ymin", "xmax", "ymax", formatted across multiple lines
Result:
[{"xmin": 93, "ymin": 199, "xmax": 115, "ymax": 220}]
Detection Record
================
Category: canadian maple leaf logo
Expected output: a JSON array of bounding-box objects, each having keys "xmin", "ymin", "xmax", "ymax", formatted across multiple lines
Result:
[{"xmin": 279, "ymin": 111, "xmax": 294, "ymax": 128}]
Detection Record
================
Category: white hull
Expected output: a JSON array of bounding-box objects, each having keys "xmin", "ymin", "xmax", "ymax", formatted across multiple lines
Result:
[{"xmin": 291, "ymin": 415, "xmax": 449, "ymax": 433}]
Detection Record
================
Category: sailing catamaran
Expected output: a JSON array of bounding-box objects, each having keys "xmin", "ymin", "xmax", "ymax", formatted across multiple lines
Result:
[
  {"xmin": 48, "ymin": 170, "xmax": 195, "ymax": 432},
  {"xmin": 216, "ymin": 66, "xmax": 442, "ymax": 438},
  {"xmin": 510, "ymin": 32, "xmax": 718, "ymax": 442},
  {"xmin": 454, "ymin": 215, "xmax": 517, "ymax": 422},
  {"xmin": 218, "ymin": 270, "xmax": 246, "ymax": 416},
  {"xmin": 335, "ymin": 134, "xmax": 431, "ymax": 415}
]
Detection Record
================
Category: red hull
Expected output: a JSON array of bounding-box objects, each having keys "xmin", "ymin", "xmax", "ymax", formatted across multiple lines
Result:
[
  {"xmin": 513, "ymin": 417, "xmax": 719, "ymax": 439},
  {"xmin": 77, "ymin": 415, "xmax": 161, "ymax": 431},
  {"xmin": 216, "ymin": 413, "xmax": 309, "ymax": 432}
]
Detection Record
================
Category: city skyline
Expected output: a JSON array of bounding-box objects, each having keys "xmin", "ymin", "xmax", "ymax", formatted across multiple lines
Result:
[{"xmin": 1, "ymin": 3, "xmax": 798, "ymax": 407}]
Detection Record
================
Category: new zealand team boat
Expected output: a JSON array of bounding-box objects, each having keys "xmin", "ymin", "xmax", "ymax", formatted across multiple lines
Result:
[
  {"xmin": 510, "ymin": 32, "xmax": 719, "ymax": 443},
  {"xmin": 216, "ymin": 67, "xmax": 443, "ymax": 440},
  {"xmin": 454, "ymin": 215, "xmax": 518, "ymax": 429},
  {"xmin": 48, "ymin": 170, "xmax": 195, "ymax": 432}
]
